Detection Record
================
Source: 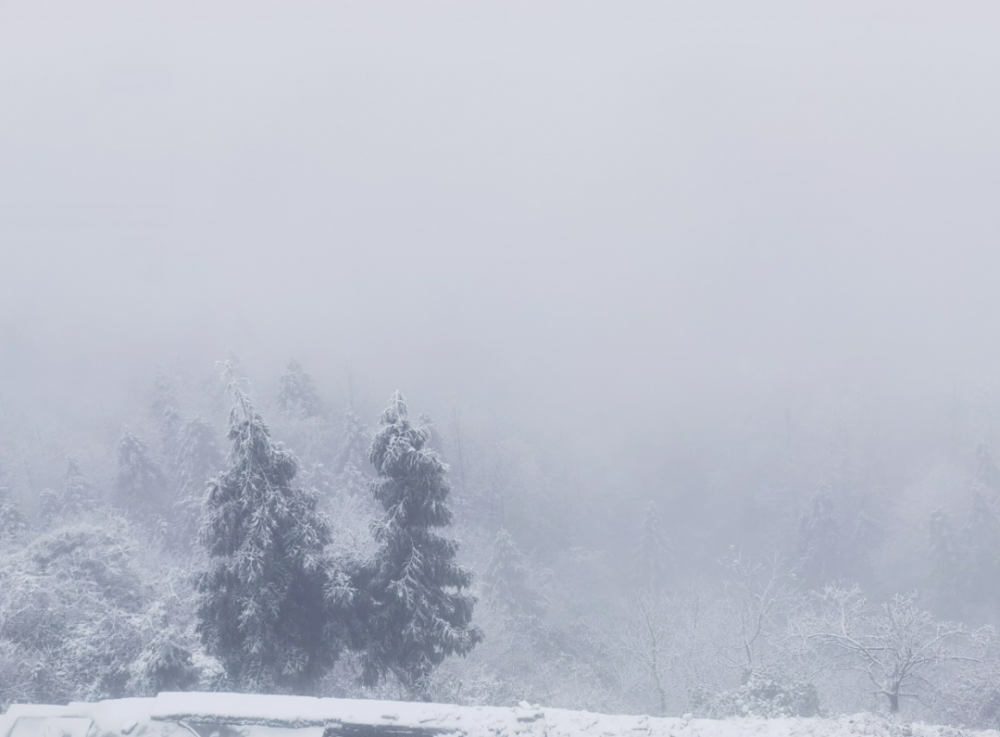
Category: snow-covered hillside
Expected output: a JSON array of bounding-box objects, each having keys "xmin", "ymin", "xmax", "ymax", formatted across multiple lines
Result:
[{"xmin": 1, "ymin": 694, "xmax": 997, "ymax": 737}]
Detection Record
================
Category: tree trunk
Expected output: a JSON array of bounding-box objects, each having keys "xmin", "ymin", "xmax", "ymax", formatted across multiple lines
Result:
[
  {"xmin": 888, "ymin": 692, "xmax": 899, "ymax": 713},
  {"xmin": 649, "ymin": 644, "xmax": 666, "ymax": 716}
]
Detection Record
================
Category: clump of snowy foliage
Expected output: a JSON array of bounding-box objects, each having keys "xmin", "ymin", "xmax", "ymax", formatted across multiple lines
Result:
[
  {"xmin": 0, "ymin": 515, "xmax": 200, "ymax": 709},
  {"xmin": 691, "ymin": 671, "xmax": 821, "ymax": 718}
]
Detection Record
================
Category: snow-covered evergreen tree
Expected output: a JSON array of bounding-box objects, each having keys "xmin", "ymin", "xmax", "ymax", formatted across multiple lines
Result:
[
  {"xmin": 928, "ymin": 507, "xmax": 964, "ymax": 617},
  {"xmin": 115, "ymin": 427, "xmax": 167, "ymax": 519},
  {"xmin": 334, "ymin": 406, "xmax": 370, "ymax": 497},
  {"xmin": 963, "ymin": 488, "xmax": 1000, "ymax": 612},
  {"xmin": 0, "ymin": 483, "xmax": 26, "ymax": 543},
  {"xmin": 277, "ymin": 360, "xmax": 323, "ymax": 419},
  {"xmin": 160, "ymin": 406, "xmax": 183, "ymax": 462},
  {"xmin": 195, "ymin": 378, "xmax": 346, "ymax": 693},
  {"xmin": 810, "ymin": 587, "xmax": 992, "ymax": 715},
  {"xmin": 175, "ymin": 417, "xmax": 222, "ymax": 500},
  {"xmin": 40, "ymin": 457, "xmax": 97, "ymax": 524},
  {"xmin": 150, "ymin": 372, "xmax": 183, "ymax": 460},
  {"xmin": 484, "ymin": 527, "xmax": 544, "ymax": 616},
  {"xmin": 796, "ymin": 485, "xmax": 841, "ymax": 584},
  {"xmin": 975, "ymin": 442, "xmax": 1000, "ymax": 492},
  {"xmin": 634, "ymin": 500, "xmax": 669, "ymax": 591},
  {"xmin": 64, "ymin": 456, "xmax": 93, "ymax": 505},
  {"xmin": 354, "ymin": 391, "xmax": 481, "ymax": 698},
  {"xmin": 171, "ymin": 416, "xmax": 223, "ymax": 547}
]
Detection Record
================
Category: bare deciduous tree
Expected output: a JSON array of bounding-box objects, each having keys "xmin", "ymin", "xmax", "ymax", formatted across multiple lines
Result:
[
  {"xmin": 805, "ymin": 586, "xmax": 995, "ymax": 714},
  {"xmin": 715, "ymin": 549, "xmax": 801, "ymax": 677},
  {"xmin": 601, "ymin": 589, "xmax": 672, "ymax": 715}
]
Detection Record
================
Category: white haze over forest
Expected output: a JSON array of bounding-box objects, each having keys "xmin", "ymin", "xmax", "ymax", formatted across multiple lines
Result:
[{"xmin": 2, "ymin": 0, "xmax": 1000, "ymax": 726}]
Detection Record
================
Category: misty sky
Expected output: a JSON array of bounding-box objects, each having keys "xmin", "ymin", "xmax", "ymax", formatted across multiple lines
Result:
[{"xmin": 3, "ymin": 0, "xmax": 1000, "ymax": 470}]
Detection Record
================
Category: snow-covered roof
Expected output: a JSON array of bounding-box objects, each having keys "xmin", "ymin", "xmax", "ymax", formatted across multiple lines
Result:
[{"xmin": 1, "ymin": 693, "xmax": 997, "ymax": 737}]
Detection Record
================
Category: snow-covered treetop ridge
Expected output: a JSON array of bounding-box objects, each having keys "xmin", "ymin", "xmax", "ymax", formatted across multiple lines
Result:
[{"xmin": 2, "ymin": 693, "xmax": 999, "ymax": 737}]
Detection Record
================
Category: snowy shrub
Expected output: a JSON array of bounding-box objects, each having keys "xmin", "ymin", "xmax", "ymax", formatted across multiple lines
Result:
[
  {"xmin": 691, "ymin": 670, "xmax": 821, "ymax": 718},
  {"xmin": 0, "ymin": 516, "xmax": 202, "ymax": 704},
  {"xmin": 0, "ymin": 639, "xmax": 35, "ymax": 710},
  {"xmin": 128, "ymin": 633, "xmax": 200, "ymax": 695},
  {"xmin": 191, "ymin": 650, "xmax": 228, "ymax": 692},
  {"xmin": 929, "ymin": 645, "xmax": 1000, "ymax": 729}
]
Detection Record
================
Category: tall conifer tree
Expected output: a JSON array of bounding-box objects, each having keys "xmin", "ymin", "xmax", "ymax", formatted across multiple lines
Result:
[
  {"xmin": 355, "ymin": 391, "xmax": 481, "ymax": 698},
  {"xmin": 277, "ymin": 360, "xmax": 323, "ymax": 419},
  {"xmin": 40, "ymin": 457, "xmax": 97, "ymax": 524},
  {"xmin": 172, "ymin": 416, "xmax": 223, "ymax": 547},
  {"xmin": 796, "ymin": 485, "xmax": 843, "ymax": 585},
  {"xmin": 928, "ymin": 507, "xmax": 965, "ymax": 618},
  {"xmin": 335, "ymin": 406, "xmax": 370, "ymax": 497},
  {"xmin": 195, "ymin": 376, "xmax": 346, "ymax": 693},
  {"xmin": 115, "ymin": 427, "xmax": 167, "ymax": 519},
  {"xmin": 0, "ymin": 480, "xmax": 26, "ymax": 543},
  {"xmin": 485, "ymin": 527, "xmax": 544, "ymax": 616},
  {"xmin": 963, "ymin": 488, "xmax": 1000, "ymax": 612},
  {"xmin": 634, "ymin": 500, "xmax": 669, "ymax": 591}
]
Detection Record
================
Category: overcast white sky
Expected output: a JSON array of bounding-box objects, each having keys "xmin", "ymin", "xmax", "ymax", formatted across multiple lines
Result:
[{"xmin": 2, "ymin": 0, "xmax": 1000, "ymax": 460}]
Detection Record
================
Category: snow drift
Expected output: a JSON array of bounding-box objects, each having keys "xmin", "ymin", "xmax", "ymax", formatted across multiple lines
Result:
[{"xmin": 1, "ymin": 693, "xmax": 998, "ymax": 737}]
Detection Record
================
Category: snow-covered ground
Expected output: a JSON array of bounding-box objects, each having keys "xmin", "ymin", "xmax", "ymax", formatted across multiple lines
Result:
[{"xmin": 1, "ymin": 694, "xmax": 996, "ymax": 737}]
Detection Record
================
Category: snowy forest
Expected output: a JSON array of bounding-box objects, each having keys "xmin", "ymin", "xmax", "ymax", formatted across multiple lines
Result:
[
  {"xmin": 3, "ymin": 0, "xmax": 1000, "ymax": 730},
  {"xmin": 1, "ymin": 356, "xmax": 1000, "ymax": 726}
]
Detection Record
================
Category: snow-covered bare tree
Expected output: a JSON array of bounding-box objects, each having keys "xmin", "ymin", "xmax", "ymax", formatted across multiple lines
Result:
[
  {"xmin": 196, "ymin": 375, "xmax": 348, "ymax": 694},
  {"xmin": 354, "ymin": 391, "xmax": 482, "ymax": 699},
  {"xmin": 806, "ymin": 586, "xmax": 995, "ymax": 714},
  {"xmin": 662, "ymin": 551, "xmax": 823, "ymax": 718},
  {"xmin": 716, "ymin": 550, "xmax": 801, "ymax": 677},
  {"xmin": 602, "ymin": 589, "xmax": 672, "ymax": 715}
]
